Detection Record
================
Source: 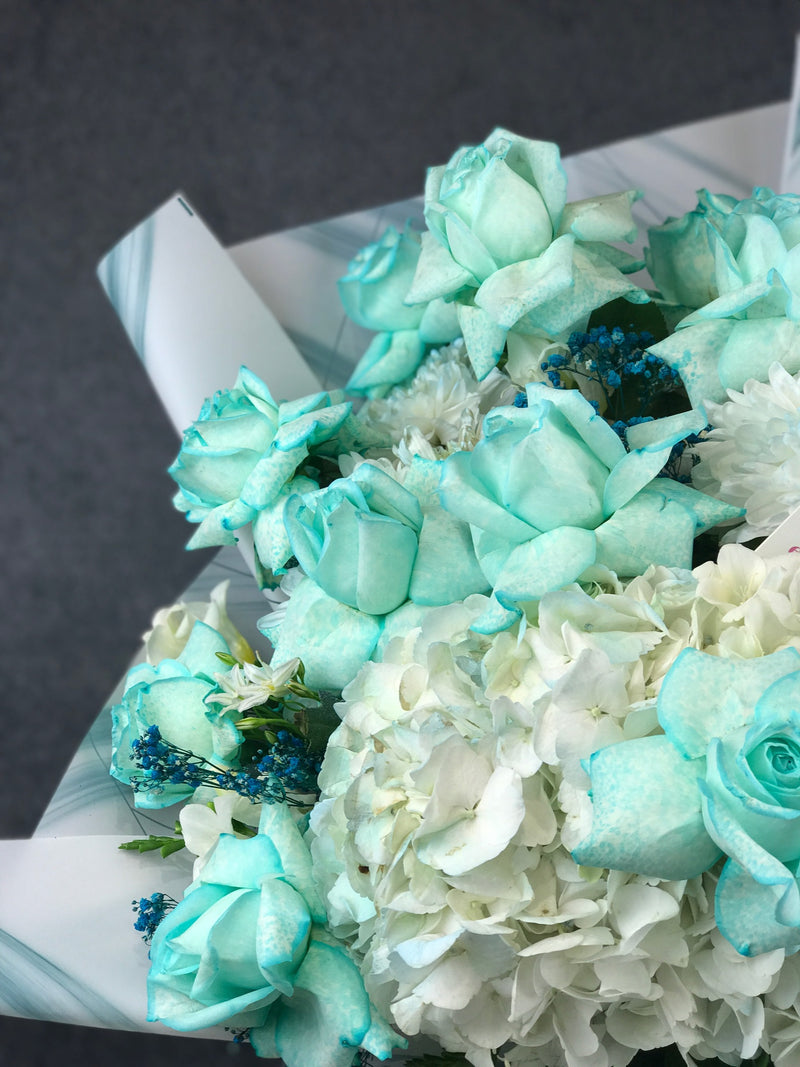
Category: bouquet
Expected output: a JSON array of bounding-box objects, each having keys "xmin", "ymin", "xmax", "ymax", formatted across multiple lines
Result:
[{"xmin": 104, "ymin": 123, "xmax": 800, "ymax": 1067}]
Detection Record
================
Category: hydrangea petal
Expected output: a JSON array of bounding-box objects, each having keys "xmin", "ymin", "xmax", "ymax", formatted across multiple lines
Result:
[
  {"xmin": 415, "ymin": 765, "xmax": 525, "ymax": 875},
  {"xmin": 573, "ymin": 735, "xmax": 721, "ymax": 879},
  {"xmin": 657, "ymin": 647, "xmax": 800, "ymax": 759}
]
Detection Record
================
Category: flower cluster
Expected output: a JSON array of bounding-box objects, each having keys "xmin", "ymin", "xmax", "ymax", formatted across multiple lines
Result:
[
  {"xmin": 113, "ymin": 130, "xmax": 800, "ymax": 1067},
  {"xmin": 308, "ymin": 546, "xmax": 800, "ymax": 1066}
]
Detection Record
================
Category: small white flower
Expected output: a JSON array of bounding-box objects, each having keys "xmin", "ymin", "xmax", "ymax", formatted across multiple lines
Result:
[
  {"xmin": 693, "ymin": 361, "xmax": 800, "ymax": 541},
  {"xmin": 206, "ymin": 656, "xmax": 301, "ymax": 714}
]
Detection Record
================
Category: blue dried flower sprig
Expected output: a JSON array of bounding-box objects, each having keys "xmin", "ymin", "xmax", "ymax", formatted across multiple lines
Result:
[
  {"xmin": 529, "ymin": 325, "xmax": 703, "ymax": 484},
  {"xmin": 540, "ymin": 325, "xmax": 682, "ymax": 426},
  {"xmin": 130, "ymin": 725, "xmax": 321, "ymax": 804},
  {"xmin": 131, "ymin": 892, "xmax": 177, "ymax": 944}
]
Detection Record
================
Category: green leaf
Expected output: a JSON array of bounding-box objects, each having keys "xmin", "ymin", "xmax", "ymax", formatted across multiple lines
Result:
[
  {"xmin": 230, "ymin": 817, "xmax": 258, "ymax": 838},
  {"xmin": 118, "ymin": 835, "xmax": 186, "ymax": 859}
]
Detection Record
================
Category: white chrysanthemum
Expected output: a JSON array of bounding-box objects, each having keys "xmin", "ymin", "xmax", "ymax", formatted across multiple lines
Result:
[
  {"xmin": 359, "ymin": 339, "xmax": 514, "ymax": 458},
  {"xmin": 142, "ymin": 579, "xmax": 254, "ymax": 664},
  {"xmin": 693, "ymin": 361, "xmax": 800, "ymax": 542}
]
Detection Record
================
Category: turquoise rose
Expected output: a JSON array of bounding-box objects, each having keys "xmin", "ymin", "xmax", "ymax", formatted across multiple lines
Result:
[
  {"xmin": 339, "ymin": 223, "xmax": 459, "ymax": 396},
  {"xmin": 404, "ymin": 128, "xmax": 647, "ymax": 379},
  {"xmin": 438, "ymin": 382, "xmax": 739, "ymax": 633},
  {"xmin": 169, "ymin": 366, "xmax": 351, "ymax": 574},
  {"xmin": 148, "ymin": 803, "xmax": 403, "ymax": 1065},
  {"xmin": 285, "ymin": 462, "xmax": 423, "ymax": 616},
  {"xmin": 111, "ymin": 620, "xmax": 242, "ymax": 808},
  {"xmin": 574, "ymin": 646, "xmax": 800, "ymax": 956},
  {"xmin": 264, "ymin": 460, "xmax": 488, "ymax": 688},
  {"xmin": 647, "ymin": 187, "xmax": 800, "ymax": 411}
]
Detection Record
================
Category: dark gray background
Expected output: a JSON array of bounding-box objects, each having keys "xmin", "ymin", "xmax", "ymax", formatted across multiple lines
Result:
[{"xmin": 2, "ymin": 1, "xmax": 799, "ymax": 1063}]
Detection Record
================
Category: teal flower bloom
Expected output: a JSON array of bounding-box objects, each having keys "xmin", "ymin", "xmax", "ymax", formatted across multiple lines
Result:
[
  {"xmin": 262, "ymin": 460, "xmax": 488, "ymax": 689},
  {"xmin": 111, "ymin": 620, "xmax": 241, "ymax": 808},
  {"xmin": 647, "ymin": 187, "xmax": 800, "ymax": 411},
  {"xmin": 285, "ymin": 462, "xmax": 424, "ymax": 617},
  {"xmin": 339, "ymin": 223, "xmax": 460, "ymax": 397},
  {"xmin": 147, "ymin": 803, "xmax": 403, "ymax": 1065},
  {"xmin": 574, "ymin": 646, "xmax": 800, "ymax": 956},
  {"xmin": 169, "ymin": 366, "xmax": 351, "ymax": 572},
  {"xmin": 438, "ymin": 383, "xmax": 739, "ymax": 633},
  {"xmin": 404, "ymin": 128, "xmax": 647, "ymax": 379}
]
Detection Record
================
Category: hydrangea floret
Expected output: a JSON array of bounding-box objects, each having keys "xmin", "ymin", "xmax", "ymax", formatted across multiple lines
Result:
[
  {"xmin": 574, "ymin": 645, "xmax": 800, "ymax": 956},
  {"xmin": 646, "ymin": 187, "xmax": 800, "ymax": 411}
]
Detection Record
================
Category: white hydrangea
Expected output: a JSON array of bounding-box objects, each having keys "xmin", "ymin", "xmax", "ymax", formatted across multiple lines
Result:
[
  {"xmin": 306, "ymin": 547, "xmax": 800, "ymax": 1065},
  {"xmin": 693, "ymin": 362, "xmax": 800, "ymax": 542}
]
